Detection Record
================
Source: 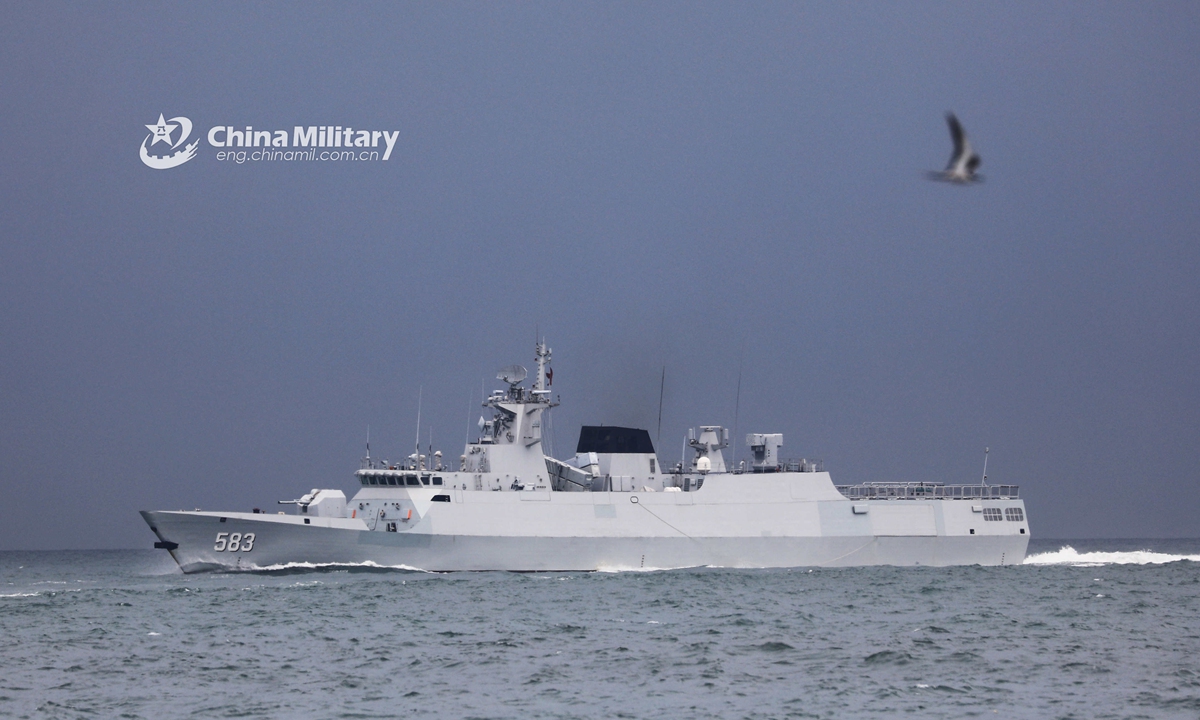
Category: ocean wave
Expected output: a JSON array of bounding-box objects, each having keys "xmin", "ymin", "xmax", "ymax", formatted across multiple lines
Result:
[
  {"xmin": 243, "ymin": 560, "xmax": 433, "ymax": 573},
  {"xmin": 1024, "ymin": 546, "xmax": 1200, "ymax": 566},
  {"xmin": 594, "ymin": 562, "xmax": 709, "ymax": 573},
  {"xmin": 594, "ymin": 563, "xmax": 692, "ymax": 573}
]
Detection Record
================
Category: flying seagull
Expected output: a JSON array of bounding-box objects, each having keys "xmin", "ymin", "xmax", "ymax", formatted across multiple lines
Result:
[{"xmin": 928, "ymin": 112, "xmax": 982, "ymax": 183}]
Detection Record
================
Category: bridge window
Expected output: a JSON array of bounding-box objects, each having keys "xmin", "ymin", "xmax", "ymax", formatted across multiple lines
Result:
[
  {"xmin": 368, "ymin": 476, "xmax": 378, "ymax": 486},
  {"xmin": 1005, "ymin": 507, "xmax": 1024, "ymax": 522},
  {"xmin": 361, "ymin": 477, "xmax": 369, "ymax": 486},
  {"xmin": 405, "ymin": 476, "xmax": 420, "ymax": 487},
  {"xmin": 983, "ymin": 508, "xmax": 1003, "ymax": 521},
  {"xmin": 420, "ymin": 475, "xmax": 430, "ymax": 486},
  {"xmin": 433, "ymin": 477, "xmax": 443, "ymax": 486},
  {"xmin": 386, "ymin": 476, "xmax": 398, "ymax": 486}
]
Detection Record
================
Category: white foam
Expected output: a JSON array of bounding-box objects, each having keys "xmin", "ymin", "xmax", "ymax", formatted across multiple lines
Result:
[
  {"xmin": 1024, "ymin": 545, "xmax": 1200, "ymax": 566},
  {"xmin": 595, "ymin": 564, "xmax": 684, "ymax": 573},
  {"xmin": 0, "ymin": 592, "xmax": 40, "ymax": 598},
  {"xmin": 247, "ymin": 560, "xmax": 432, "ymax": 573}
]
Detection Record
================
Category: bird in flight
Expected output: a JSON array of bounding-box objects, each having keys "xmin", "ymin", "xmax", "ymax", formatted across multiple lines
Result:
[{"xmin": 928, "ymin": 112, "xmax": 982, "ymax": 183}]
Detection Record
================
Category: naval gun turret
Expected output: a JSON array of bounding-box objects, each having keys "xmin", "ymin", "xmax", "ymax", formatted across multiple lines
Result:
[{"xmin": 277, "ymin": 488, "xmax": 346, "ymax": 517}]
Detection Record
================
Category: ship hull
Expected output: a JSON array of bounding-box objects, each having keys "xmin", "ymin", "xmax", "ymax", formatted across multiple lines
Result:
[
  {"xmin": 147, "ymin": 520, "xmax": 1029, "ymax": 573},
  {"xmin": 142, "ymin": 479, "xmax": 1029, "ymax": 572}
]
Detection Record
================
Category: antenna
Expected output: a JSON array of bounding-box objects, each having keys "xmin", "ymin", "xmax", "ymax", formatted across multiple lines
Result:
[
  {"xmin": 464, "ymin": 387, "xmax": 474, "ymax": 447},
  {"xmin": 732, "ymin": 366, "xmax": 743, "ymax": 469},
  {"xmin": 656, "ymin": 366, "xmax": 665, "ymax": 449},
  {"xmin": 731, "ymin": 338, "xmax": 745, "ymax": 468},
  {"xmin": 414, "ymin": 386, "xmax": 423, "ymax": 463},
  {"xmin": 366, "ymin": 425, "xmax": 371, "ymax": 464},
  {"xmin": 981, "ymin": 447, "xmax": 989, "ymax": 486},
  {"xmin": 498, "ymin": 365, "xmax": 527, "ymax": 385}
]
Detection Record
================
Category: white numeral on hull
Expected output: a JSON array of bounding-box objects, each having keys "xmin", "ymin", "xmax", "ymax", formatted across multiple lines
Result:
[{"xmin": 214, "ymin": 532, "xmax": 255, "ymax": 552}]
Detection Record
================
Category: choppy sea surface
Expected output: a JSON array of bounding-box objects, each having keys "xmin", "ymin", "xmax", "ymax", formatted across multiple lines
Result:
[{"xmin": 2, "ymin": 539, "xmax": 1199, "ymax": 719}]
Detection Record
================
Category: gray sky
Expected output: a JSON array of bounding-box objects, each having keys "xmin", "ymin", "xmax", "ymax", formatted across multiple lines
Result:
[{"xmin": 2, "ymin": 2, "xmax": 1198, "ymax": 549}]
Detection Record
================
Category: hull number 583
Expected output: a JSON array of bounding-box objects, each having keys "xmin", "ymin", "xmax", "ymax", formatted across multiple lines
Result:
[{"xmin": 214, "ymin": 532, "xmax": 255, "ymax": 552}]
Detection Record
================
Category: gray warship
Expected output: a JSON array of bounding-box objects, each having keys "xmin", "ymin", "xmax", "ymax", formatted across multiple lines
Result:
[{"xmin": 142, "ymin": 342, "xmax": 1029, "ymax": 572}]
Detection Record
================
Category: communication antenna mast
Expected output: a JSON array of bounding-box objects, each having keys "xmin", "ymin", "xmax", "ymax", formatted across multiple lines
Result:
[
  {"xmin": 731, "ymin": 338, "xmax": 745, "ymax": 468},
  {"xmin": 414, "ymin": 386, "xmax": 423, "ymax": 464},
  {"xmin": 464, "ymin": 387, "xmax": 474, "ymax": 447},
  {"xmin": 981, "ymin": 447, "xmax": 990, "ymax": 486},
  {"xmin": 732, "ymin": 366, "xmax": 743, "ymax": 469},
  {"xmin": 656, "ymin": 366, "xmax": 665, "ymax": 449},
  {"xmin": 366, "ymin": 425, "xmax": 371, "ymax": 464}
]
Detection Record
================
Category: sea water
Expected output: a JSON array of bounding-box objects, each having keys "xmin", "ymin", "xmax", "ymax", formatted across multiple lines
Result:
[{"xmin": 1, "ymin": 539, "xmax": 1198, "ymax": 719}]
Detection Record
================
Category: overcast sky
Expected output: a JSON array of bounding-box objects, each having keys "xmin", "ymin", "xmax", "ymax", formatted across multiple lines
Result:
[{"xmin": 2, "ymin": 2, "xmax": 1198, "ymax": 549}]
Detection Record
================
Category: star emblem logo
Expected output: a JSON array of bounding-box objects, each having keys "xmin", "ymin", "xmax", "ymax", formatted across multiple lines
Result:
[
  {"xmin": 145, "ymin": 113, "xmax": 178, "ymax": 146},
  {"xmin": 140, "ymin": 113, "xmax": 197, "ymax": 170}
]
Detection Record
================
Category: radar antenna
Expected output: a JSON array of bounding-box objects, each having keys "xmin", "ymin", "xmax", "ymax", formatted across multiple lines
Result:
[{"xmin": 497, "ymin": 364, "xmax": 527, "ymax": 385}]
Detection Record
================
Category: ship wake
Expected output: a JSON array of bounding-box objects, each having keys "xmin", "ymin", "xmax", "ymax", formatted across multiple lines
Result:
[
  {"xmin": 234, "ymin": 560, "xmax": 436, "ymax": 575},
  {"xmin": 1024, "ymin": 545, "xmax": 1200, "ymax": 566}
]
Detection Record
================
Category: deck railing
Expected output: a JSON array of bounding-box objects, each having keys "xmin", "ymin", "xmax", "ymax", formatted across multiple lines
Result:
[
  {"xmin": 730, "ymin": 458, "xmax": 825, "ymax": 474},
  {"xmin": 835, "ymin": 482, "xmax": 1019, "ymax": 500}
]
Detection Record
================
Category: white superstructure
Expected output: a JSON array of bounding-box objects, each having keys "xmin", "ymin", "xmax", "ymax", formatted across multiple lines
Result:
[{"xmin": 143, "ymin": 342, "xmax": 1030, "ymax": 572}]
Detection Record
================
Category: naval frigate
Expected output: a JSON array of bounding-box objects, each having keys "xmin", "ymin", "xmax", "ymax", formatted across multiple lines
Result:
[{"xmin": 142, "ymin": 342, "xmax": 1030, "ymax": 572}]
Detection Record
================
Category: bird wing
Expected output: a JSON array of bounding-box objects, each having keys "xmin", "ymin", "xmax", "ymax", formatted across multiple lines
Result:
[
  {"xmin": 945, "ymin": 112, "xmax": 965, "ymax": 168},
  {"xmin": 967, "ymin": 153, "xmax": 981, "ymax": 172}
]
